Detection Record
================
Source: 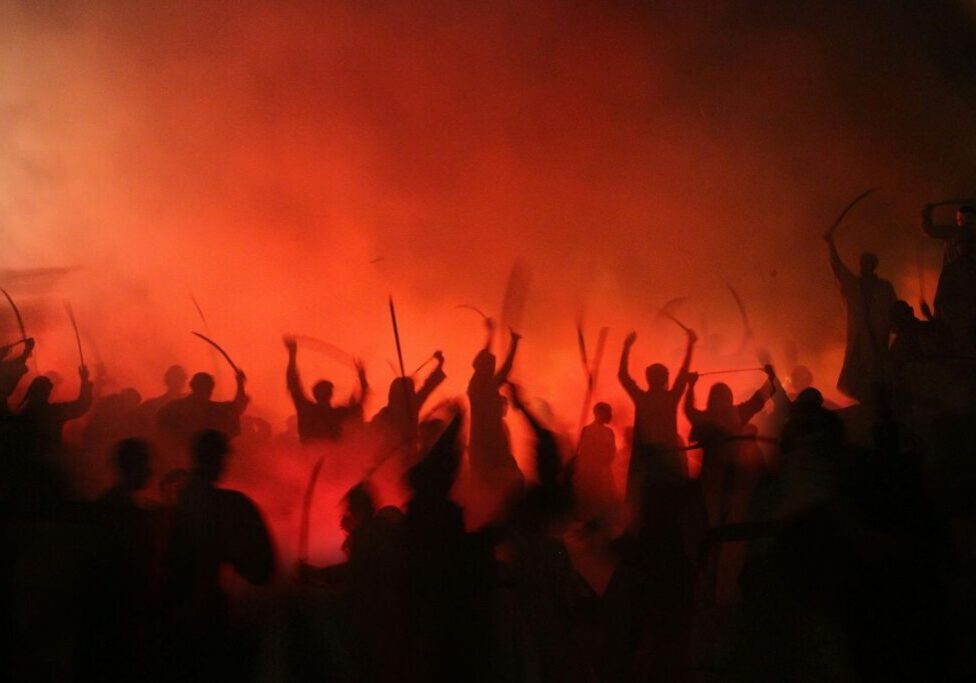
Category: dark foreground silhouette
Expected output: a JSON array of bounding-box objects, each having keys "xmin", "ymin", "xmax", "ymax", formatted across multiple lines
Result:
[{"xmin": 2, "ymin": 200, "xmax": 975, "ymax": 681}]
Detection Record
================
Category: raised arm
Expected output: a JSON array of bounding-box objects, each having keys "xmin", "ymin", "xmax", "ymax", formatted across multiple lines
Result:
[
  {"xmin": 618, "ymin": 331, "xmax": 641, "ymax": 399},
  {"xmin": 671, "ymin": 328, "xmax": 698, "ymax": 396},
  {"xmin": 55, "ymin": 365, "xmax": 94, "ymax": 421},
  {"xmin": 769, "ymin": 367, "xmax": 791, "ymax": 415},
  {"xmin": 14, "ymin": 337, "xmax": 34, "ymax": 364},
  {"xmin": 350, "ymin": 359, "xmax": 369, "ymax": 407},
  {"xmin": 824, "ymin": 232, "xmax": 856, "ymax": 287},
  {"xmin": 738, "ymin": 365, "xmax": 778, "ymax": 424},
  {"xmin": 416, "ymin": 351, "xmax": 446, "ymax": 407},
  {"xmin": 921, "ymin": 203, "xmax": 955, "ymax": 239},
  {"xmin": 506, "ymin": 380, "xmax": 561, "ymax": 489},
  {"xmin": 683, "ymin": 372, "xmax": 704, "ymax": 424},
  {"xmin": 284, "ymin": 337, "xmax": 310, "ymax": 408},
  {"xmin": 495, "ymin": 329, "xmax": 521, "ymax": 383},
  {"xmin": 232, "ymin": 370, "xmax": 250, "ymax": 415}
]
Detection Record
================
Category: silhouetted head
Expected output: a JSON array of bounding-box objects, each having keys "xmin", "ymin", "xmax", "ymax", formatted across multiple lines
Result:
[
  {"xmin": 119, "ymin": 387, "xmax": 141, "ymax": 412},
  {"xmin": 191, "ymin": 429, "xmax": 229, "ymax": 484},
  {"xmin": 790, "ymin": 365, "xmax": 813, "ymax": 392},
  {"xmin": 387, "ymin": 376, "xmax": 415, "ymax": 405},
  {"xmin": 164, "ymin": 365, "xmax": 188, "ymax": 393},
  {"xmin": 23, "ymin": 376, "xmax": 53, "ymax": 406},
  {"xmin": 189, "ymin": 372, "xmax": 214, "ymax": 399},
  {"xmin": 859, "ymin": 252, "xmax": 879, "ymax": 277},
  {"xmin": 312, "ymin": 380, "xmax": 334, "ymax": 405},
  {"xmin": 113, "ymin": 438, "xmax": 152, "ymax": 491},
  {"xmin": 473, "ymin": 349, "xmax": 496, "ymax": 374},
  {"xmin": 593, "ymin": 402, "xmax": 612, "ymax": 424},
  {"xmin": 342, "ymin": 481, "xmax": 377, "ymax": 533},
  {"xmin": 889, "ymin": 299, "xmax": 916, "ymax": 332},
  {"xmin": 793, "ymin": 387, "xmax": 824, "ymax": 411},
  {"xmin": 645, "ymin": 363, "xmax": 669, "ymax": 391},
  {"xmin": 957, "ymin": 205, "xmax": 976, "ymax": 226},
  {"xmin": 706, "ymin": 382, "xmax": 734, "ymax": 412}
]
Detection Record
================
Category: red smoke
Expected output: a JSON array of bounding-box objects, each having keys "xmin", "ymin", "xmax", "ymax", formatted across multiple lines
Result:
[{"xmin": 2, "ymin": 0, "xmax": 975, "ymax": 563}]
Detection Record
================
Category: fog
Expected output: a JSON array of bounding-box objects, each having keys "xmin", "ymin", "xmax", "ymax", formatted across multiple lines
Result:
[{"xmin": 3, "ymin": 0, "xmax": 976, "ymax": 559}]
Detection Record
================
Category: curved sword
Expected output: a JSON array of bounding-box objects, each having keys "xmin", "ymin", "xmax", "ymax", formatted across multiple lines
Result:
[
  {"xmin": 288, "ymin": 334, "xmax": 357, "ymax": 369},
  {"xmin": 455, "ymin": 304, "xmax": 489, "ymax": 320},
  {"xmin": 191, "ymin": 331, "xmax": 241, "ymax": 375},
  {"xmin": 827, "ymin": 187, "xmax": 876, "ymax": 238},
  {"xmin": 1, "ymin": 288, "xmax": 27, "ymax": 341},
  {"xmin": 64, "ymin": 302, "xmax": 85, "ymax": 366},
  {"xmin": 727, "ymin": 283, "xmax": 752, "ymax": 355}
]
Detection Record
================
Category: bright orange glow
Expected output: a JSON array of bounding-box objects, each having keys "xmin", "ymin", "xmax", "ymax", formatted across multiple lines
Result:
[{"xmin": 0, "ymin": 1, "xmax": 970, "ymax": 563}]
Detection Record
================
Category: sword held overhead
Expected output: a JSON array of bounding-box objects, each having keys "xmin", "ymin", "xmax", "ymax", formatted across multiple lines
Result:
[
  {"xmin": 388, "ymin": 296, "xmax": 406, "ymax": 378},
  {"xmin": 191, "ymin": 331, "xmax": 242, "ymax": 376},
  {"xmin": 826, "ymin": 187, "xmax": 877, "ymax": 240},
  {"xmin": 64, "ymin": 301, "xmax": 85, "ymax": 367},
  {"xmin": 2, "ymin": 288, "xmax": 27, "ymax": 341},
  {"xmin": 662, "ymin": 310, "xmax": 691, "ymax": 333},
  {"xmin": 287, "ymin": 334, "xmax": 357, "ymax": 369}
]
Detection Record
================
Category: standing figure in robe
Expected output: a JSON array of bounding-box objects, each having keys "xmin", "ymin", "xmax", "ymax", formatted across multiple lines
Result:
[
  {"xmin": 922, "ymin": 203, "xmax": 976, "ymax": 350},
  {"xmin": 576, "ymin": 401, "xmax": 618, "ymax": 518},
  {"xmin": 824, "ymin": 230, "xmax": 897, "ymax": 402},
  {"xmin": 466, "ymin": 328, "xmax": 523, "ymax": 509}
]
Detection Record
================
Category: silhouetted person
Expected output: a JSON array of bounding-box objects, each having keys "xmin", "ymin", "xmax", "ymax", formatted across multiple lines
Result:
[
  {"xmin": 284, "ymin": 336, "xmax": 367, "ymax": 443},
  {"xmin": 684, "ymin": 365, "xmax": 777, "ymax": 528},
  {"xmin": 889, "ymin": 299, "xmax": 950, "ymax": 370},
  {"xmin": 371, "ymin": 351, "xmax": 445, "ymax": 456},
  {"xmin": 400, "ymin": 409, "xmax": 495, "ymax": 683},
  {"xmin": 501, "ymin": 382, "xmax": 587, "ymax": 683},
  {"xmin": 82, "ymin": 438, "xmax": 159, "ymax": 681},
  {"xmin": 0, "ymin": 337, "xmax": 33, "ymax": 415},
  {"xmin": 685, "ymin": 367, "xmax": 777, "ymax": 608},
  {"xmin": 296, "ymin": 481, "xmax": 409, "ymax": 682},
  {"xmin": 163, "ymin": 429, "xmax": 274, "ymax": 680},
  {"xmin": 825, "ymin": 230, "xmax": 897, "ymax": 402},
  {"xmin": 887, "ymin": 300, "xmax": 953, "ymax": 418},
  {"xmin": 922, "ymin": 203, "xmax": 976, "ymax": 347},
  {"xmin": 576, "ymin": 401, "xmax": 618, "ymax": 517},
  {"xmin": 98, "ymin": 437, "xmax": 152, "ymax": 507},
  {"xmin": 157, "ymin": 370, "xmax": 248, "ymax": 448},
  {"xmin": 779, "ymin": 388, "xmax": 845, "ymax": 456},
  {"xmin": 17, "ymin": 364, "xmax": 92, "ymax": 458},
  {"xmin": 131, "ymin": 364, "xmax": 187, "ymax": 436},
  {"xmin": 619, "ymin": 327, "xmax": 697, "ymax": 506},
  {"xmin": 467, "ymin": 328, "xmax": 523, "ymax": 512}
]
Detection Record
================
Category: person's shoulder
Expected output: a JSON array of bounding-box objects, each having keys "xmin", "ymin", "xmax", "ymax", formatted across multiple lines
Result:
[
  {"xmin": 215, "ymin": 487, "xmax": 265, "ymax": 519},
  {"xmin": 217, "ymin": 487, "xmax": 257, "ymax": 506}
]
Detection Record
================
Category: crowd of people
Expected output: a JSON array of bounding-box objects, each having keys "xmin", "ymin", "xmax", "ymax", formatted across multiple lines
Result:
[{"xmin": 2, "ymin": 201, "xmax": 976, "ymax": 681}]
